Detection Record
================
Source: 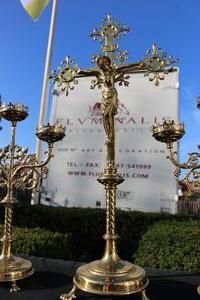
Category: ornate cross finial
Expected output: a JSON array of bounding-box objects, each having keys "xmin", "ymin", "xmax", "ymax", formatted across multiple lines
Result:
[
  {"xmin": 50, "ymin": 56, "xmax": 79, "ymax": 96},
  {"xmin": 143, "ymin": 43, "xmax": 178, "ymax": 86},
  {"xmin": 90, "ymin": 14, "xmax": 131, "ymax": 61}
]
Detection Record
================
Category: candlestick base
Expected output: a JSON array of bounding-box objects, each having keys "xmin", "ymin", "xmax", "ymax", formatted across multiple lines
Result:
[
  {"xmin": 197, "ymin": 284, "xmax": 200, "ymax": 295},
  {"xmin": 75, "ymin": 259, "xmax": 148, "ymax": 295},
  {"xmin": 61, "ymin": 259, "xmax": 148, "ymax": 299},
  {"xmin": 0, "ymin": 255, "xmax": 33, "ymax": 288}
]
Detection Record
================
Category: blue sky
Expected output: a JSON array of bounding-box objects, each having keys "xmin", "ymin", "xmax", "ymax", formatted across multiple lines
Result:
[{"xmin": 0, "ymin": 0, "xmax": 200, "ymax": 162}]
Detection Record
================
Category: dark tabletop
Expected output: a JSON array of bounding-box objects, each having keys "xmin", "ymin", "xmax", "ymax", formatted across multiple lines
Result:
[{"xmin": 0, "ymin": 256, "xmax": 200, "ymax": 300}]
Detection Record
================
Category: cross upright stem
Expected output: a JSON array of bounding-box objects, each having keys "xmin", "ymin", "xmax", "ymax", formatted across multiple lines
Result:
[
  {"xmin": 98, "ymin": 80, "xmax": 124, "ymax": 266},
  {"xmin": 104, "ymin": 35, "xmax": 115, "ymax": 61}
]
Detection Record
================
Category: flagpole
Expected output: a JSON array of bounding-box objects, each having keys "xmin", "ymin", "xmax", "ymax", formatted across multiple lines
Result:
[{"xmin": 32, "ymin": 0, "xmax": 58, "ymax": 204}]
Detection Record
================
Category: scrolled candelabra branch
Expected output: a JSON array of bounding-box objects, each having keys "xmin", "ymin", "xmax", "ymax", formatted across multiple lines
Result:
[
  {"xmin": 183, "ymin": 167, "xmax": 200, "ymax": 194},
  {"xmin": 167, "ymin": 142, "xmax": 200, "ymax": 170},
  {"xmin": 0, "ymin": 126, "xmax": 57, "ymax": 193},
  {"xmin": 11, "ymin": 144, "xmax": 53, "ymax": 191},
  {"xmin": 152, "ymin": 118, "xmax": 200, "ymax": 194}
]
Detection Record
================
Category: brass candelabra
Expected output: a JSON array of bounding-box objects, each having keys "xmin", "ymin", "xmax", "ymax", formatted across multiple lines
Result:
[
  {"xmin": 0, "ymin": 102, "xmax": 65, "ymax": 292},
  {"xmin": 152, "ymin": 101, "xmax": 200, "ymax": 195},
  {"xmin": 50, "ymin": 14, "xmax": 177, "ymax": 300},
  {"xmin": 152, "ymin": 101, "xmax": 200, "ymax": 295}
]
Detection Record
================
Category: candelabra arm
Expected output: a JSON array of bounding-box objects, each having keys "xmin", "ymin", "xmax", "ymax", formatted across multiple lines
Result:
[
  {"xmin": 10, "ymin": 143, "xmax": 53, "ymax": 192},
  {"xmin": 166, "ymin": 142, "xmax": 181, "ymax": 168},
  {"xmin": 18, "ymin": 153, "xmax": 36, "ymax": 166},
  {"xmin": 167, "ymin": 141, "xmax": 200, "ymax": 170},
  {"xmin": 0, "ymin": 163, "xmax": 8, "ymax": 180},
  {"xmin": 12, "ymin": 143, "xmax": 53, "ymax": 180},
  {"xmin": 34, "ymin": 142, "xmax": 53, "ymax": 168},
  {"xmin": 0, "ymin": 179, "xmax": 6, "ymax": 186},
  {"xmin": 0, "ymin": 177, "xmax": 7, "ymax": 188}
]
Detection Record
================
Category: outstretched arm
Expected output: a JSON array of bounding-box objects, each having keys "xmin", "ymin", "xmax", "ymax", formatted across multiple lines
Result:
[
  {"xmin": 77, "ymin": 68, "xmax": 101, "ymax": 78},
  {"xmin": 51, "ymin": 66, "xmax": 100, "ymax": 83},
  {"xmin": 116, "ymin": 61, "xmax": 146, "ymax": 74}
]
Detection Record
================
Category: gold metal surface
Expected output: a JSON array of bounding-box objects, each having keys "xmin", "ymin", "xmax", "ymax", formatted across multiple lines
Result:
[
  {"xmin": 197, "ymin": 285, "xmax": 200, "ymax": 295},
  {"xmin": 52, "ymin": 14, "xmax": 177, "ymax": 300},
  {"xmin": 36, "ymin": 123, "xmax": 65, "ymax": 143},
  {"xmin": 0, "ymin": 102, "xmax": 65, "ymax": 291},
  {"xmin": 143, "ymin": 44, "xmax": 178, "ymax": 86},
  {"xmin": 152, "ymin": 116, "xmax": 200, "ymax": 194},
  {"xmin": 74, "ymin": 262, "xmax": 148, "ymax": 295},
  {"xmin": 0, "ymin": 103, "xmax": 28, "ymax": 122},
  {"xmin": 0, "ymin": 256, "xmax": 33, "ymax": 282},
  {"xmin": 152, "ymin": 119, "xmax": 185, "ymax": 143}
]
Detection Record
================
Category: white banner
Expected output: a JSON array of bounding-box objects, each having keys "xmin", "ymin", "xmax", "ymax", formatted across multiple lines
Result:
[{"xmin": 43, "ymin": 70, "xmax": 179, "ymax": 213}]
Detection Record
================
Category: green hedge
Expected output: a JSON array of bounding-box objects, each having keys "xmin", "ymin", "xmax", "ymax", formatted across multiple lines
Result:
[
  {"xmin": 0, "ymin": 225, "xmax": 71, "ymax": 259},
  {"xmin": 134, "ymin": 221, "xmax": 200, "ymax": 271},
  {"xmin": 4, "ymin": 206, "xmax": 177, "ymax": 261},
  {"xmin": 0, "ymin": 205, "xmax": 199, "ymax": 262}
]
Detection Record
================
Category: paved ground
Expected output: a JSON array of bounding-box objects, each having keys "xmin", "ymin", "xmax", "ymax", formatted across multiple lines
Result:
[{"xmin": 0, "ymin": 256, "xmax": 199, "ymax": 300}]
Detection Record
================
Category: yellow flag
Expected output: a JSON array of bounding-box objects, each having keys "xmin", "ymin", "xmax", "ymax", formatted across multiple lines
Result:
[{"xmin": 20, "ymin": 0, "xmax": 50, "ymax": 20}]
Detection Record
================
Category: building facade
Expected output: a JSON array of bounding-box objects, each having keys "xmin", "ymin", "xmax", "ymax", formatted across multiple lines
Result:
[{"xmin": 42, "ymin": 70, "xmax": 179, "ymax": 213}]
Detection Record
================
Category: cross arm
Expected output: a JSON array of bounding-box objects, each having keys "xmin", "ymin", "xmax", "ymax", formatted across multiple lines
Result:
[
  {"xmin": 50, "ymin": 56, "xmax": 101, "ymax": 96},
  {"xmin": 77, "ymin": 68, "xmax": 100, "ymax": 78},
  {"xmin": 116, "ymin": 61, "xmax": 145, "ymax": 74}
]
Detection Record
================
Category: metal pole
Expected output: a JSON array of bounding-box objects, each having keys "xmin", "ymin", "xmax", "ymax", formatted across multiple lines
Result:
[{"xmin": 32, "ymin": 0, "xmax": 58, "ymax": 205}]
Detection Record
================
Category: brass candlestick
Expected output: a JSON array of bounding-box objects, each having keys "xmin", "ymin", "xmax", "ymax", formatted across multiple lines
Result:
[
  {"xmin": 50, "ymin": 14, "xmax": 177, "ymax": 300},
  {"xmin": 0, "ymin": 102, "xmax": 65, "ymax": 292}
]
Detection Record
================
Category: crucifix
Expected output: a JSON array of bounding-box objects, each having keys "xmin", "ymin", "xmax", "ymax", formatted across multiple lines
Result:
[{"xmin": 51, "ymin": 14, "xmax": 177, "ymax": 300}]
